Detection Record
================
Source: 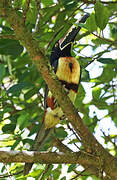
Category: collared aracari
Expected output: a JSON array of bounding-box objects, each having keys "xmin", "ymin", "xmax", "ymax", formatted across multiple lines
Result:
[
  {"xmin": 44, "ymin": 13, "xmax": 89, "ymax": 129},
  {"xmin": 23, "ymin": 13, "xmax": 89, "ymax": 175}
]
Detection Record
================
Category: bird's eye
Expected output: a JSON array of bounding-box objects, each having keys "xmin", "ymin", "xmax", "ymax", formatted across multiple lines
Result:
[{"xmin": 55, "ymin": 42, "xmax": 58, "ymax": 47}]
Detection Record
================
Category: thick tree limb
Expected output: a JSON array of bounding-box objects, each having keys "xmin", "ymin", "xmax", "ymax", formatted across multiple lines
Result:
[
  {"xmin": 0, "ymin": 150, "xmax": 111, "ymax": 179},
  {"xmin": 0, "ymin": 150, "xmax": 98, "ymax": 166},
  {"xmin": 0, "ymin": 2, "xmax": 117, "ymax": 179}
]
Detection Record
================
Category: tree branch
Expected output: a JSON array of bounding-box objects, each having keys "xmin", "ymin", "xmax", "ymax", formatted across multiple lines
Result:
[
  {"xmin": 52, "ymin": 138, "xmax": 73, "ymax": 153},
  {"xmin": 0, "ymin": 150, "xmax": 99, "ymax": 166},
  {"xmin": 0, "ymin": 170, "xmax": 23, "ymax": 178},
  {"xmin": 0, "ymin": 34, "xmax": 16, "ymax": 39}
]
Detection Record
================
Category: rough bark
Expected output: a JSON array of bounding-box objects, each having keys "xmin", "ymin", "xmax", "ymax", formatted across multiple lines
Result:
[{"xmin": 0, "ymin": 150, "xmax": 99, "ymax": 166}]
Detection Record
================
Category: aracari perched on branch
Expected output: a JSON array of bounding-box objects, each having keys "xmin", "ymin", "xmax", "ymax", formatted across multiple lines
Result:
[{"xmin": 23, "ymin": 13, "xmax": 89, "ymax": 176}]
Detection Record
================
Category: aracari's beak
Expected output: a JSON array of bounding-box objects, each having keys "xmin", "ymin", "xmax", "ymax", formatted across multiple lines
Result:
[{"xmin": 59, "ymin": 13, "xmax": 90, "ymax": 50}]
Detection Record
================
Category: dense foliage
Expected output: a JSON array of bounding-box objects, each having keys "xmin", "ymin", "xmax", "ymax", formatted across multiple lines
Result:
[{"xmin": 0, "ymin": 0, "xmax": 117, "ymax": 179}]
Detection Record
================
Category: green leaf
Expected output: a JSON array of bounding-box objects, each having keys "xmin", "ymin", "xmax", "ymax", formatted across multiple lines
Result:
[
  {"xmin": 26, "ymin": 169, "xmax": 43, "ymax": 178},
  {"xmin": 0, "ymin": 64, "xmax": 6, "ymax": 83},
  {"xmin": 94, "ymin": 2, "xmax": 109, "ymax": 30},
  {"xmin": 24, "ymin": 88, "xmax": 38, "ymax": 100},
  {"xmin": 26, "ymin": 7, "xmax": 37, "ymax": 24},
  {"xmin": 19, "ymin": 165, "xmax": 45, "ymax": 179},
  {"xmin": 63, "ymin": 0, "xmax": 77, "ymax": 10},
  {"xmin": 68, "ymin": 139, "xmax": 79, "ymax": 144},
  {"xmin": 55, "ymin": 127, "xmax": 67, "ymax": 139},
  {"xmin": 61, "ymin": 176, "xmax": 66, "ymax": 180},
  {"xmin": 3, "ymin": 107, "xmax": 13, "ymax": 113},
  {"xmin": 89, "ymin": 116, "xmax": 98, "ymax": 133},
  {"xmin": 42, "ymin": 165, "xmax": 54, "ymax": 178},
  {"xmin": 92, "ymin": 86, "xmax": 101, "ymax": 99},
  {"xmin": 67, "ymin": 164, "xmax": 77, "ymax": 173},
  {"xmin": 11, "ymin": 139, "xmax": 21, "ymax": 150},
  {"xmin": 107, "ymin": 3, "xmax": 117, "ymax": 16},
  {"xmin": 2, "ymin": 123, "xmax": 16, "ymax": 134},
  {"xmin": 79, "ymin": 57, "xmax": 91, "ymax": 68},
  {"xmin": 97, "ymin": 58, "xmax": 115, "ymax": 64},
  {"xmin": 54, "ymin": 12, "xmax": 66, "ymax": 29},
  {"xmin": 112, "ymin": 111, "xmax": 117, "ymax": 127},
  {"xmin": 52, "ymin": 169, "xmax": 61, "ymax": 179},
  {"xmin": 0, "ymin": 26, "xmax": 14, "ymax": 34},
  {"xmin": 110, "ymin": 23, "xmax": 117, "ymax": 40},
  {"xmin": 81, "ymin": 69, "xmax": 90, "ymax": 82},
  {"xmin": 0, "ymin": 39, "xmax": 23, "ymax": 56},
  {"xmin": 28, "ymin": 122, "xmax": 42, "ymax": 137},
  {"xmin": 86, "ymin": 13, "xmax": 97, "ymax": 32},
  {"xmin": 75, "ymin": 84, "xmax": 85, "ymax": 107},
  {"xmin": 41, "ymin": 0, "xmax": 53, "ymax": 6},
  {"xmin": 99, "ymin": 65, "xmax": 116, "ymax": 82},
  {"xmin": 13, "ymin": 53, "xmax": 31, "ymax": 69},
  {"xmin": 13, "ymin": 0, "xmax": 22, "ymax": 9},
  {"xmin": 22, "ymin": 138, "xmax": 34, "ymax": 146},
  {"xmin": 40, "ymin": 5, "xmax": 59, "ymax": 25},
  {"xmin": 92, "ymin": 38, "xmax": 107, "ymax": 46},
  {"xmin": 17, "ymin": 112, "xmax": 30, "ymax": 130},
  {"xmin": 7, "ymin": 82, "xmax": 33, "ymax": 96}
]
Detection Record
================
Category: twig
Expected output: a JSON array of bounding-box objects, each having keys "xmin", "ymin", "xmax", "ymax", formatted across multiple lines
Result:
[
  {"xmin": 0, "ymin": 34, "xmax": 16, "ymax": 39},
  {"xmin": 52, "ymin": 137, "xmax": 73, "ymax": 153},
  {"xmin": 66, "ymin": 3, "xmax": 85, "ymax": 22},
  {"xmin": 67, "ymin": 124, "xmax": 81, "ymax": 142},
  {"xmin": 101, "ymin": 130, "xmax": 117, "ymax": 150},
  {"xmin": 35, "ymin": 0, "xmax": 41, "ymax": 32},
  {"xmin": 92, "ymin": 32, "xmax": 117, "ymax": 45},
  {"xmin": 39, "ymin": 165, "xmax": 52, "ymax": 180},
  {"xmin": 23, "ymin": 0, "xmax": 30, "ymax": 23},
  {"xmin": 70, "ymin": 169, "xmax": 91, "ymax": 180},
  {"xmin": 0, "ymin": 170, "xmax": 23, "ymax": 178},
  {"xmin": 38, "ymin": 90, "xmax": 44, "ymax": 108},
  {"xmin": 46, "ymin": 26, "xmax": 64, "ymax": 50}
]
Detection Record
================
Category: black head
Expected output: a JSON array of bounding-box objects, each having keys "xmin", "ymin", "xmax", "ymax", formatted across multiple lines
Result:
[
  {"xmin": 50, "ymin": 40, "xmax": 72, "ymax": 65},
  {"xmin": 50, "ymin": 39, "xmax": 73, "ymax": 73},
  {"xmin": 50, "ymin": 13, "xmax": 90, "ymax": 72}
]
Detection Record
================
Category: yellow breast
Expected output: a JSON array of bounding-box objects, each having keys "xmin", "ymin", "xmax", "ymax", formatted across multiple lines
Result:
[{"xmin": 56, "ymin": 57, "xmax": 80, "ymax": 85}]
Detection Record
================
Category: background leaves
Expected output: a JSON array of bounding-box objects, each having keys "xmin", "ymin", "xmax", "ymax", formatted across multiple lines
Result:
[{"xmin": 94, "ymin": 1, "xmax": 109, "ymax": 30}]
